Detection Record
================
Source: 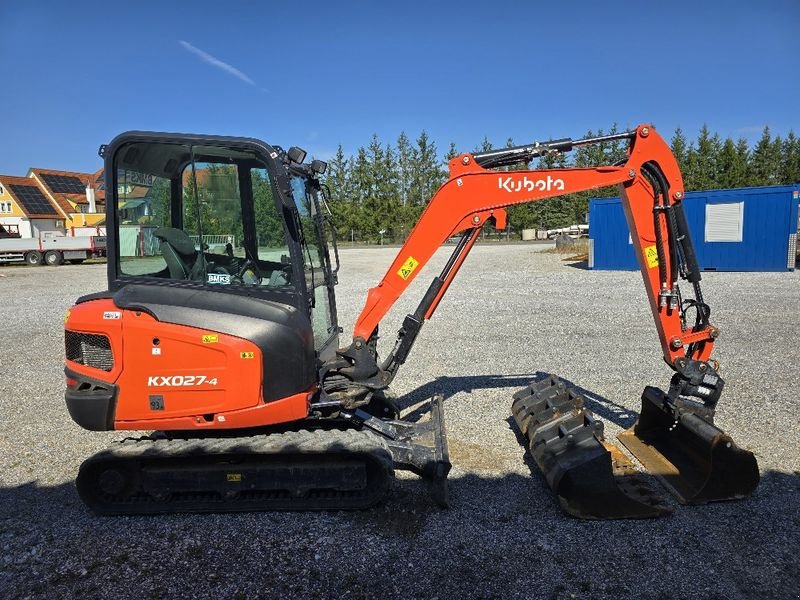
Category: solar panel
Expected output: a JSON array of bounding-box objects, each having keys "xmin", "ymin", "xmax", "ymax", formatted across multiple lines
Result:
[
  {"xmin": 41, "ymin": 174, "xmax": 86, "ymax": 194},
  {"xmin": 8, "ymin": 184, "xmax": 59, "ymax": 216}
]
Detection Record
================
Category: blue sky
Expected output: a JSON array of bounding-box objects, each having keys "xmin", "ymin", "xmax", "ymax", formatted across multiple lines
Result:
[{"xmin": 0, "ymin": 1, "xmax": 797, "ymax": 175}]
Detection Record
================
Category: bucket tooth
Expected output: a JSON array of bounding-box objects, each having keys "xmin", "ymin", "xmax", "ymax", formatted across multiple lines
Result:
[
  {"xmin": 512, "ymin": 377, "xmax": 671, "ymax": 519},
  {"xmin": 618, "ymin": 386, "xmax": 760, "ymax": 504}
]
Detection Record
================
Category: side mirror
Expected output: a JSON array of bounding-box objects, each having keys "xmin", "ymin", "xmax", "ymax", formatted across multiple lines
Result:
[{"xmin": 288, "ymin": 146, "xmax": 307, "ymax": 165}]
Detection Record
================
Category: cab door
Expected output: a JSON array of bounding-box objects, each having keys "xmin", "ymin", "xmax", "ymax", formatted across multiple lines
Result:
[{"xmin": 289, "ymin": 175, "xmax": 339, "ymax": 358}]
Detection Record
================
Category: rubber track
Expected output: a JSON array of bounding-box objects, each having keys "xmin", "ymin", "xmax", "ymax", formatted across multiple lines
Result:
[{"xmin": 77, "ymin": 428, "xmax": 394, "ymax": 515}]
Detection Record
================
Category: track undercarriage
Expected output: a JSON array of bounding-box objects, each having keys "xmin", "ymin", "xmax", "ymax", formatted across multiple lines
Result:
[{"xmin": 77, "ymin": 397, "xmax": 450, "ymax": 516}]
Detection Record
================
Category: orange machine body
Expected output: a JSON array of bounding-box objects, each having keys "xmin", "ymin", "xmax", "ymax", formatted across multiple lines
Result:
[{"xmin": 65, "ymin": 298, "xmax": 311, "ymax": 430}]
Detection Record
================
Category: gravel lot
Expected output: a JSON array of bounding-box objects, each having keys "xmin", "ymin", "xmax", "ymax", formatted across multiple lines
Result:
[{"xmin": 1, "ymin": 245, "xmax": 798, "ymax": 600}]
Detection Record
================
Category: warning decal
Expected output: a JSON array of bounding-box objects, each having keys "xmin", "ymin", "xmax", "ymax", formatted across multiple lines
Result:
[
  {"xmin": 202, "ymin": 334, "xmax": 219, "ymax": 344},
  {"xmin": 397, "ymin": 256, "xmax": 419, "ymax": 280},
  {"xmin": 643, "ymin": 245, "xmax": 660, "ymax": 269}
]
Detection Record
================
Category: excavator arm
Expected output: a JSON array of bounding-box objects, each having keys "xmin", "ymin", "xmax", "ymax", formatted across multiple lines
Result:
[
  {"xmin": 341, "ymin": 125, "xmax": 716, "ymax": 384},
  {"xmin": 331, "ymin": 124, "xmax": 758, "ymax": 517}
]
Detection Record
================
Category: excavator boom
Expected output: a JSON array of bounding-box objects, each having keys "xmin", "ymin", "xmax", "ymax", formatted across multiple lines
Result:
[{"xmin": 349, "ymin": 126, "xmax": 713, "ymax": 369}]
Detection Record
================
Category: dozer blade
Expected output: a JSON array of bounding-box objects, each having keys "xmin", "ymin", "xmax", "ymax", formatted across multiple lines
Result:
[
  {"xmin": 353, "ymin": 394, "xmax": 451, "ymax": 507},
  {"xmin": 618, "ymin": 386, "xmax": 760, "ymax": 505},
  {"xmin": 512, "ymin": 376, "xmax": 671, "ymax": 520}
]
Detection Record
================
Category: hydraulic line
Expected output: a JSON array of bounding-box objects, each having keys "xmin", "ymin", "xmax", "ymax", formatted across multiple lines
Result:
[
  {"xmin": 649, "ymin": 165, "xmax": 710, "ymax": 327},
  {"xmin": 643, "ymin": 162, "xmax": 679, "ymax": 285},
  {"xmin": 641, "ymin": 165, "xmax": 668, "ymax": 289}
]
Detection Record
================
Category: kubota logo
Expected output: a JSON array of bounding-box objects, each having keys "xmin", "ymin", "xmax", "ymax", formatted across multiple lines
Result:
[
  {"xmin": 498, "ymin": 175, "xmax": 565, "ymax": 193},
  {"xmin": 147, "ymin": 375, "xmax": 218, "ymax": 387}
]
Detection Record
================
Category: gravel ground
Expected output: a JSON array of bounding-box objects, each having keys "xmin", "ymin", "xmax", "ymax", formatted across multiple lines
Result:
[{"xmin": 1, "ymin": 246, "xmax": 798, "ymax": 600}]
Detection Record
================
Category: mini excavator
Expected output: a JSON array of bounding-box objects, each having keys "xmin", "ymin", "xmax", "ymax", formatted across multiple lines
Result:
[{"xmin": 64, "ymin": 125, "xmax": 759, "ymax": 518}]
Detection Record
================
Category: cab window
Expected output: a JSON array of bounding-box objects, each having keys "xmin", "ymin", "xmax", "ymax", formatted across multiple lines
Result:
[
  {"xmin": 114, "ymin": 142, "xmax": 292, "ymax": 290},
  {"xmin": 290, "ymin": 175, "xmax": 334, "ymax": 348}
]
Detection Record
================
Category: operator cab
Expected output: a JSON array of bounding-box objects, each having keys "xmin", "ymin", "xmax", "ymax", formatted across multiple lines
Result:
[{"xmin": 103, "ymin": 132, "xmax": 340, "ymax": 360}]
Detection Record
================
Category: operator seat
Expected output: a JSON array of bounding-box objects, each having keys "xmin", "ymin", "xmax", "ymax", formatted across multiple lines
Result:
[{"xmin": 153, "ymin": 227, "xmax": 205, "ymax": 280}]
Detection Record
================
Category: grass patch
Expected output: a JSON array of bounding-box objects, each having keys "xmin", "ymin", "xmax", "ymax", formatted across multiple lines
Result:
[{"xmin": 543, "ymin": 239, "xmax": 589, "ymax": 254}]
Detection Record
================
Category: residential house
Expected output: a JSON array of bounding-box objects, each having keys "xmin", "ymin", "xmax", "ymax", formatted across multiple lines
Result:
[
  {"xmin": 28, "ymin": 167, "xmax": 105, "ymax": 232},
  {"xmin": 0, "ymin": 175, "xmax": 64, "ymax": 238}
]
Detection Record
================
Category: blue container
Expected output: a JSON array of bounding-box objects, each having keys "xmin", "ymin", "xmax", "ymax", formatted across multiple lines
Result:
[{"xmin": 589, "ymin": 184, "xmax": 800, "ymax": 272}]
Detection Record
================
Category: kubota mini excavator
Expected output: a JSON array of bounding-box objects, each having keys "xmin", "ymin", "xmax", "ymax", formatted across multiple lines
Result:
[{"xmin": 64, "ymin": 125, "xmax": 759, "ymax": 518}]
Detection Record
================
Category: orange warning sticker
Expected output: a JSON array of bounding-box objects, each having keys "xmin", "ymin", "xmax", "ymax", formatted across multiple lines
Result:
[
  {"xmin": 397, "ymin": 256, "xmax": 419, "ymax": 280},
  {"xmin": 644, "ymin": 245, "xmax": 660, "ymax": 269}
]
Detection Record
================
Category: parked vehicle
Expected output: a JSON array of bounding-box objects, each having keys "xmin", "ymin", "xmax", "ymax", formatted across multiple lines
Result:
[
  {"xmin": 0, "ymin": 232, "xmax": 106, "ymax": 265},
  {"xmin": 546, "ymin": 224, "xmax": 589, "ymax": 239}
]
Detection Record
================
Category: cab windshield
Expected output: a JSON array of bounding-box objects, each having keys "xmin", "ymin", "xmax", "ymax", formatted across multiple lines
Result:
[{"xmin": 114, "ymin": 142, "xmax": 293, "ymax": 290}]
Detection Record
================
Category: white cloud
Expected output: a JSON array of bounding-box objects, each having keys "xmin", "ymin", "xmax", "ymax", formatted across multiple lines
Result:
[{"xmin": 179, "ymin": 40, "xmax": 255, "ymax": 86}]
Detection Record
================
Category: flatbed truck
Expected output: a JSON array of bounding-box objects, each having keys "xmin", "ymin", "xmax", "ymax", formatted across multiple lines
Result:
[{"xmin": 0, "ymin": 233, "xmax": 106, "ymax": 266}]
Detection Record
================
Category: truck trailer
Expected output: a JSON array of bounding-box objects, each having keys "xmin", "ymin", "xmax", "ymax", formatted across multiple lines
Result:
[{"xmin": 0, "ymin": 231, "xmax": 106, "ymax": 266}]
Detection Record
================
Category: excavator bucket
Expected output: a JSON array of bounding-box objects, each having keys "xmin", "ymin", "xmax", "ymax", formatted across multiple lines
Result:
[
  {"xmin": 511, "ymin": 377, "xmax": 671, "ymax": 519},
  {"xmin": 618, "ymin": 386, "xmax": 760, "ymax": 504}
]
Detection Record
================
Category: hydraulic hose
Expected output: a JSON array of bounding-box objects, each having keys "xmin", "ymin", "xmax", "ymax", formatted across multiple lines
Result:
[
  {"xmin": 641, "ymin": 165, "xmax": 668, "ymax": 288},
  {"xmin": 645, "ymin": 163, "xmax": 679, "ymax": 285}
]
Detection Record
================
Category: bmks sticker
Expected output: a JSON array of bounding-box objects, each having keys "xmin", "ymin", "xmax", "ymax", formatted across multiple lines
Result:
[{"xmin": 207, "ymin": 273, "xmax": 231, "ymax": 285}]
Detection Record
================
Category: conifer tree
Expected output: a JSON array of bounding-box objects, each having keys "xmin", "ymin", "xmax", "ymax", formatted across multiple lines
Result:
[
  {"xmin": 750, "ymin": 127, "xmax": 782, "ymax": 186},
  {"xmin": 670, "ymin": 127, "xmax": 689, "ymax": 177},
  {"xmin": 782, "ymin": 131, "xmax": 800, "ymax": 184},
  {"xmin": 396, "ymin": 132, "xmax": 412, "ymax": 208}
]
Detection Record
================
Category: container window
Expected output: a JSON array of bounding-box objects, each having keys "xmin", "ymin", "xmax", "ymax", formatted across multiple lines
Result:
[{"xmin": 705, "ymin": 202, "xmax": 743, "ymax": 242}]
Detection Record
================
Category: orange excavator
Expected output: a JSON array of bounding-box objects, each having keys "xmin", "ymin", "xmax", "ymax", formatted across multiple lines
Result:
[{"xmin": 64, "ymin": 125, "xmax": 758, "ymax": 518}]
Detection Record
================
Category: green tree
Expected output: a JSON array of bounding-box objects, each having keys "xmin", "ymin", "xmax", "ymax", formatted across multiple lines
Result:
[
  {"xmin": 408, "ymin": 130, "xmax": 442, "ymax": 207},
  {"xmin": 717, "ymin": 137, "xmax": 748, "ymax": 188},
  {"xmin": 396, "ymin": 131, "xmax": 413, "ymax": 207},
  {"xmin": 670, "ymin": 127, "xmax": 689, "ymax": 175},
  {"xmin": 474, "ymin": 135, "xmax": 493, "ymax": 153},
  {"xmin": 688, "ymin": 125, "xmax": 721, "ymax": 190},
  {"xmin": 323, "ymin": 145, "xmax": 357, "ymax": 239},
  {"xmin": 782, "ymin": 131, "xmax": 800, "ymax": 184},
  {"xmin": 252, "ymin": 169, "xmax": 285, "ymax": 247},
  {"xmin": 735, "ymin": 137, "xmax": 751, "ymax": 185},
  {"xmin": 750, "ymin": 126, "xmax": 783, "ymax": 186},
  {"xmin": 147, "ymin": 177, "xmax": 171, "ymax": 227}
]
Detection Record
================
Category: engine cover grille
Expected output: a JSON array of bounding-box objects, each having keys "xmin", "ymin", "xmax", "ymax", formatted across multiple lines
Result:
[{"xmin": 65, "ymin": 331, "xmax": 114, "ymax": 372}]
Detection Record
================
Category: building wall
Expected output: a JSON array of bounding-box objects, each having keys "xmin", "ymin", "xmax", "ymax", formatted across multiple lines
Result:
[
  {"xmin": 0, "ymin": 184, "xmax": 29, "ymax": 218},
  {"xmin": 68, "ymin": 211, "xmax": 105, "ymax": 229},
  {"xmin": 1, "ymin": 216, "xmax": 32, "ymax": 237},
  {"xmin": 31, "ymin": 219, "xmax": 64, "ymax": 238},
  {"xmin": 589, "ymin": 185, "xmax": 800, "ymax": 272}
]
